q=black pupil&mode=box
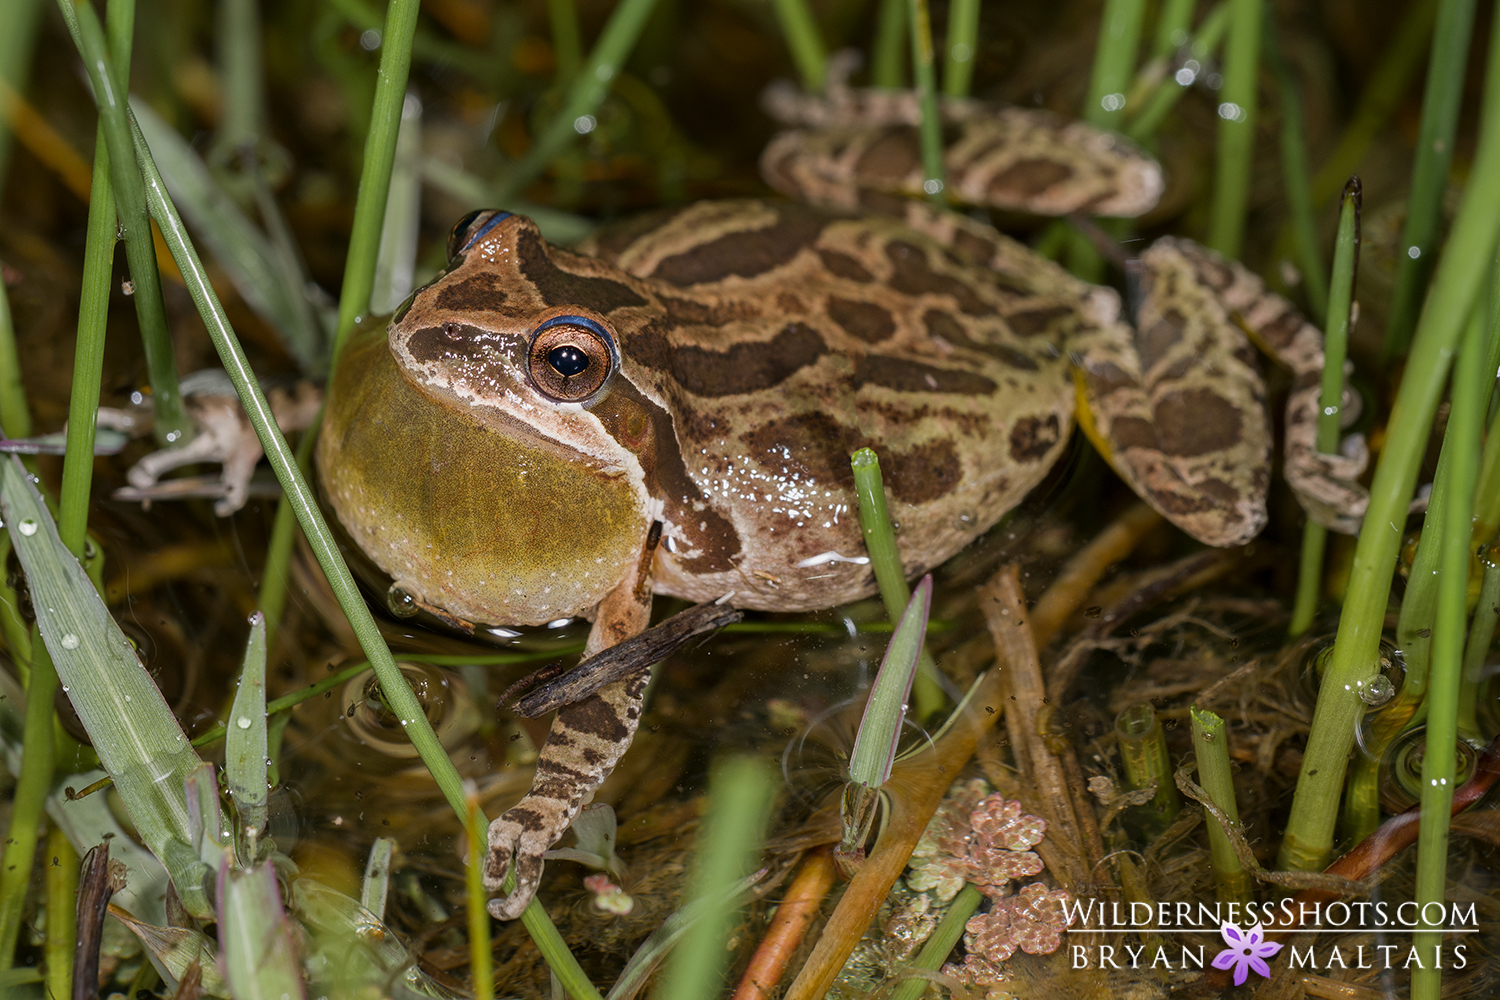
[547,344,590,377]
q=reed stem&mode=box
[1190,707,1250,903]
[1207,0,1261,258]
[942,0,979,98]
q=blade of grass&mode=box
[0,628,53,970]
[493,0,662,207]
[465,792,494,1000]
[218,859,307,1000]
[888,883,981,1000]
[942,0,979,98]
[1290,179,1360,637]
[331,0,421,360]
[360,836,396,919]
[871,0,907,88]
[211,0,264,162]
[847,576,931,789]
[1411,268,1492,1000]
[771,0,827,94]
[1267,24,1329,324]
[655,757,774,1000]
[0,284,26,441]
[851,448,944,719]
[0,0,46,195]
[2,459,216,915]
[907,0,944,205]
[1084,0,1147,128]
[58,0,190,447]
[1190,707,1250,903]
[1206,0,1261,258]
[1278,6,1500,872]
[1150,0,1198,62]
[1125,2,1230,143]
[548,0,582,81]
[1381,0,1480,364]
[369,92,423,316]
[44,824,77,1000]
[132,101,325,376]
[124,100,599,1000]
[225,613,269,839]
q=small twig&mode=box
[729,849,836,1000]
[508,599,742,717]
[73,842,126,1000]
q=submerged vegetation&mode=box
[2,0,1499,997]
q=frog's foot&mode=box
[484,671,651,919]
[118,372,321,515]
[1151,238,1371,533]
[1074,240,1275,546]
[483,534,658,920]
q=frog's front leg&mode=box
[483,528,658,920]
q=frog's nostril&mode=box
[547,344,589,376]
[443,322,463,342]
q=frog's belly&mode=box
[651,386,1077,613]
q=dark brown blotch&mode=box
[817,248,876,282]
[827,296,897,344]
[884,241,995,316]
[1004,304,1074,337]
[404,324,492,365]
[987,158,1074,203]
[517,226,648,313]
[742,412,863,491]
[660,294,761,327]
[1153,387,1243,457]
[1008,413,1061,462]
[923,310,1039,370]
[884,439,962,504]
[649,205,829,285]
[855,126,922,181]
[854,355,997,395]
[433,272,509,313]
[556,693,631,744]
[630,323,827,397]
[1136,309,1186,371]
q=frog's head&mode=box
[317,211,665,629]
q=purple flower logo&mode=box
[1211,922,1282,985]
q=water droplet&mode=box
[236,716,253,730]
[60,634,80,650]
[61,685,70,693]
[1360,674,1395,706]
[124,694,132,702]
[17,518,38,536]
[386,583,418,618]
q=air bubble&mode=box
[386,583,418,618]
[1359,674,1395,706]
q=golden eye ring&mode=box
[526,315,617,403]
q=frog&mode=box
[311,84,1368,920]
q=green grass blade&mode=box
[0,0,46,195]
[771,0,827,94]
[848,576,931,788]
[0,283,27,441]
[1268,26,1329,324]
[1,458,215,914]
[888,883,981,1000]
[1150,0,1198,62]
[212,0,265,158]
[1125,1,1229,143]
[604,872,763,1000]
[1084,0,1147,128]
[1190,707,1249,903]
[942,0,979,98]
[57,0,190,447]
[132,101,325,376]
[548,0,582,80]
[370,92,423,316]
[1411,280,1491,1000]
[871,0,907,88]
[1381,0,1480,364]
[465,795,494,1000]
[1206,0,1261,258]
[331,0,421,361]
[1279,5,1500,872]
[218,859,307,1000]
[225,613,269,838]
[493,0,661,207]
[655,757,774,1000]
[906,0,945,203]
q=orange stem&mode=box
[730,849,837,1000]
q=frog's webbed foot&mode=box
[483,530,659,920]
[1151,238,1370,534]
[1075,241,1275,546]
[115,371,322,515]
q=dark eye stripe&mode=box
[459,210,513,254]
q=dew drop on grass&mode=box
[60,634,79,649]
[236,716,253,729]
[17,518,38,536]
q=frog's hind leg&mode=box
[1149,238,1369,534]
[483,537,657,920]
[1073,241,1276,547]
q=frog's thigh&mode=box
[1074,244,1272,547]
[484,570,653,920]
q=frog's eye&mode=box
[447,209,513,261]
[527,315,617,403]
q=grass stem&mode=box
[1206,0,1262,258]
[1084,0,1147,129]
[942,0,979,99]
[547,0,582,81]
[1290,180,1361,637]
[771,0,827,94]
[466,794,495,1000]
[1278,6,1500,872]
[889,883,981,1000]
[1150,0,1198,62]
[1190,707,1250,903]
[871,0,907,88]
[1268,26,1329,324]
[906,0,945,204]
[1380,0,1480,365]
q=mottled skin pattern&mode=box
[317,98,1368,920]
